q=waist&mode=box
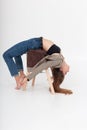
[41,37,61,54]
[42,37,54,51]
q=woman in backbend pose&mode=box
[3,37,72,94]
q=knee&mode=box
[3,51,9,60]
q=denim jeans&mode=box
[3,37,43,76]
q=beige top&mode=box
[27,53,64,81]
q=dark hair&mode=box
[52,68,64,92]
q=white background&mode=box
[0,0,87,130]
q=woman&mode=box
[3,37,70,92]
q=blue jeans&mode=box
[3,37,43,76]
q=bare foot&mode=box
[21,77,27,90]
[15,74,26,90]
[19,75,26,85]
[15,83,21,90]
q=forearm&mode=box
[27,60,62,81]
[27,61,55,80]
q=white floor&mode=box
[0,59,87,130]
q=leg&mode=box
[14,56,24,74]
[15,72,26,90]
[14,75,21,89]
[3,37,43,88]
[3,40,29,88]
[19,70,25,77]
[14,56,26,87]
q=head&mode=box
[60,61,70,75]
[52,68,65,92]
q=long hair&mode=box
[52,68,64,92]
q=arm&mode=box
[27,54,64,81]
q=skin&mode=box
[15,70,26,89]
[60,60,70,75]
[42,38,70,76]
[15,38,70,90]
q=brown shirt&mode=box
[27,53,64,81]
